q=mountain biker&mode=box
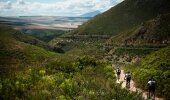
[116,67,121,80]
[124,72,131,88]
[147,78,156,99]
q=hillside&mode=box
[13,31,52,50]
[0,26,144,100]
[20,29,64,42]
[124,46,170,99]
[108,13,170,46]
[0,25,57,77]
[73,0,170,35]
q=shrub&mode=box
[125,46,170,99]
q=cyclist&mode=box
[116,68,121,80]
[147,78,156,99]
[124,72,131,88]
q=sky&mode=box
[0,0,124,16]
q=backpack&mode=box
[116,69,120,73]
[148,80,155,89]
[126,73,131,79]
[151,81,155,88]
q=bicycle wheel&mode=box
[117,75,120,80]
[147,91,150,99]
[151,91,155,100]
[128,82,130,88]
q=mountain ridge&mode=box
[80,10,101,17]
[73,0,170,35]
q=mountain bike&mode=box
[147,89,155,100]
[126,80,130,88]
[117,72,120,81]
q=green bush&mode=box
[0,57,143,99]
[125,46,170,99]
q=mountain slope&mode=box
[129,46,170,99]
[0,27,144,100]
[13,31,52,50]
[108,13,170,46]
[0,25,57,77]
[74,0,170,35]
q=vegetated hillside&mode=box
[104,13,170,63]
[0,25,57,77]
[0,55,144,100]
[49,35,108,59]
[13,31,52,50]
[49,33,110,54]
[73,0,170,35]
[0,25,52,50]
[109,13,170,46]
[124,46,170,99]
[0,26,143,100]
[21,29,65,42]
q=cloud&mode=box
[17,0,26,5]
[0,1,12,9]
[0,0,124,16]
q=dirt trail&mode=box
[115,69,163,100]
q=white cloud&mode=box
[0,1,12,9]
[0,0,124,16]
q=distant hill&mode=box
[13,31,52,50]
[80,10,101,17]
[74,0,170,35]
[20,29,64,42]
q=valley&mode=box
[0,16,90,30]
[0,0,170,99]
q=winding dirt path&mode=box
[115,69,163,100]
